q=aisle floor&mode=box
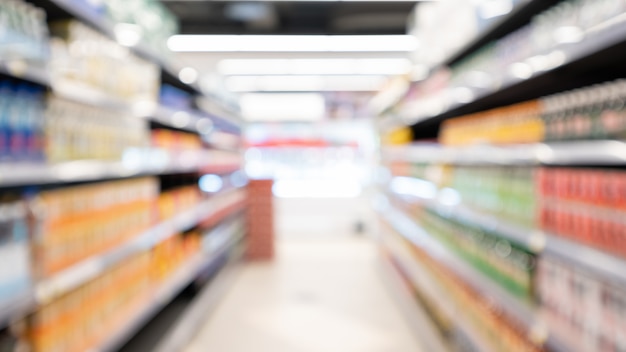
[183,238,423,352]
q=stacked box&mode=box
[246,180,274,260]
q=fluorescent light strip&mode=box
[163,0,422,2]
[217,58,413,76]
[225,75,387,92]
[168,35,419,52]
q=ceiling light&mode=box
[168,35,419,53]
[217,58,413,76]
[225,75,387,92]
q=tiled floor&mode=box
[183,238,423,352]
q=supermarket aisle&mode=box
[183,238,423,352]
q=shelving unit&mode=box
[0,188,246,329]
[0,2,247,351]
[378,1,626,351]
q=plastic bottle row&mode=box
[440,79,626,146]
[0,82,214,164]
[450,0,626,94]
[0,0,50,63]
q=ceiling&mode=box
[160,1,419,35]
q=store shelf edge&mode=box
[384,140,626,166]
[0,152,211,187]
[0,61,50,86]
[0,294,36,331]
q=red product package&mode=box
[616,174,626,210]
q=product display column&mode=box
[375,1,626,351]
[0,1,247,351]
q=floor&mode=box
[183,237,423,352]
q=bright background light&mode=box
[273,180,362,198]
[199,174,224,193]
[240,93,326,121]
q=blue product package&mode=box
[24,86,44,161]
[0,81,12,162]
[8,84,30,161]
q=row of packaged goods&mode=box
[387,163,626,351]
[381,220,540,352]
[0,176,246,351]
[384,214,626,352]
[0,175,239,286]
[0,83,206,163]
[448,0,626,93]
[25,230,202,352]
[389,195,535,301]
[401,0,626,125]
[1,0,178,66]
[389,161,626,259]
[0,0,49,63]
[439,79,626,146]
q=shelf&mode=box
[380,231,488,352]
[0,293,36,330]
[384,141,626,166]
[0,149,212,187]
[0,60,49,86]
[409,11,626,129]
[36,188,246,304]
[389,184,626,314]
[39,0,201,95]
[98,228,243,352]
[376,200,572,351]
